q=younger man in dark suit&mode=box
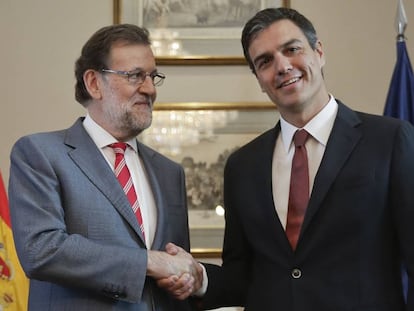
[162,7,414,311]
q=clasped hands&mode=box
[147,242,203,300]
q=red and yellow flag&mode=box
[0,172,28,310]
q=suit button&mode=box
[292,268,302,279]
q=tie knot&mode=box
[293,129,309,147]
[110,142,128,155]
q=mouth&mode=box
[134,97,153,107]
[277,76,302,89]
[136,101,149,106]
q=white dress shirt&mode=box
[272,96,338,229]
[83,114,157,248]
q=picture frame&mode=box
[139,102,279,256]
[113,0,290,65]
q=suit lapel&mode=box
[248,125,291,249]
[136,142,167,250]
[301,102,362,235]
[64,118,145,241]
[265,126,292,240]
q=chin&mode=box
[137,119,152,133]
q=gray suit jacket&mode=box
[9,118,194,311]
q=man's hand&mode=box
[157,273,197,300]
[148,243,203,300]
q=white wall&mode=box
[0,0,113,183]
[1,1,413,309]
[1,0,414,183]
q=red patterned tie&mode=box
[110,143,145,239]
[286,129,309,250]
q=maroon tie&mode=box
[110,143,145,239]
[286,129,309,250]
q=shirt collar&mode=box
[83,114,138,152]
[280,95,338,152]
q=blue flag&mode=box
[383,40,414,123]
[383,38,414,302]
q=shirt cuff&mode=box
[193,263,208,297]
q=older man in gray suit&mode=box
[8,24,201,311]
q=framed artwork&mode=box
[113,0,290,65]
[139,102,279,256]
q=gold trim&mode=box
[156,56,246,66]
[191,248,222,258]
[113,0,121,24]
[154,102,276,111]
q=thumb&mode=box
[165,242,180,255]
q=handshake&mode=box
[147,243,204,300]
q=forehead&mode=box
[248,19,309,55]
[108,42,156,70]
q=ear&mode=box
[314,40,326,67]
[83,69,102,100]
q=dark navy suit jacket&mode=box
[202,101,414,311]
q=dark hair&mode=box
[74,24,151,105]
[241,7,318,74]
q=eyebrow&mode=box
[252,38,304,67]
[128,67,158,74]
[281,38,303,48]
[129,67,144,72]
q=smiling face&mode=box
[86,43,157,141]
[248,19,329,126]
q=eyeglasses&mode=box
[101,68,166,87]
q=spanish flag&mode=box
[0,172,28,310]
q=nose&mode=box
[137,75,156,95]
[275,54,293,75]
